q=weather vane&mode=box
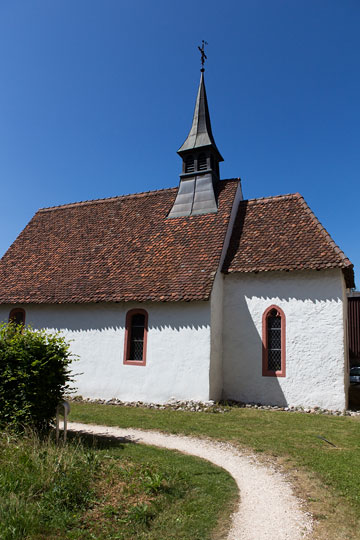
[198,40,208,71]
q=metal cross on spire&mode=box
[198,40,208,72]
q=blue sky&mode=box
[0,1,359,286]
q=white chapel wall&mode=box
[209,271,224,401]
[208,180,244,401]
[0,302,212,403]
[222,269,347,410]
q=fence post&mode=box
[56,400,71,443]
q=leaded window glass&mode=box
[267,309,281,371]
[129,313,145,361]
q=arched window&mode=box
[123,309,148,366]
[9,308,26,326]
[198,153,207,171]
[262,305,286,377]
[185,155,195,173]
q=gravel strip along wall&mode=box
[67,422,313,540]
[70,396,360,416]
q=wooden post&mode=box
[56,400,71,443]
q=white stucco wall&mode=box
[208,180,243,402]
[222,269,347,410]
[0,302,212,403]
[209,271,224,401]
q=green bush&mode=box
[0,322,74,432]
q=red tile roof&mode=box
[0,180,239,304]
[222,193,355,288]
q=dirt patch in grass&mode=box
[78,458,179,539]
[70,435,238,540]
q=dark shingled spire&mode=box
[177,71,223,162]
[168,68,224,218]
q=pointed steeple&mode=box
[168,47,224,218]
[177,71,223,162]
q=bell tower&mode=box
[168,43,224,218]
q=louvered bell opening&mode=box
[185,155,195,173]
[267,310,281,371]
[198,153,207,171]
[129,314,145,361]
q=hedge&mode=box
[0,322,74,432]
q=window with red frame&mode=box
[123,309,148,366]
[262,305,286,377]
[9,308,26,326]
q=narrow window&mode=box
[9,308,26,326]
[262,305,286,377]
[198,153,207,171]
[185,155,195,173]
[123,309,148,366]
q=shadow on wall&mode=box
[22,304,210,334]
[223,292,287,408]
[251,290,342,304]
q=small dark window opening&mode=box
[129,313,145,361]
[267,309,281,371]
[262,305,285,377]
[9,308,26,326]
[198,153,207,171]
[124,309,148,365]
[185,155,195,173]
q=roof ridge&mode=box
[245,193,301,204]
[38,178,240,213]
[296,195,353,268]
[38,186,178,212]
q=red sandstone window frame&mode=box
[262,305,286,377]
[9,308,26,326]
[123,309,148,366]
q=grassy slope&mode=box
[70,402,360,539]
[74,440,238,540]
[0,430,237,540]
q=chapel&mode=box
[0,59,354,410]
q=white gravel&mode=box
[67,422,313,540]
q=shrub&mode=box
[0,322,74,432]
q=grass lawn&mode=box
[0,430,237,540]
[70,401,360,540]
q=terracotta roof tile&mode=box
[0,180,239,304]
[222,193,355,288]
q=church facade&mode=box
[0,69,354,410]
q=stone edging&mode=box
[69,396,360,417]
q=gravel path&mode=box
[67,422,312,540]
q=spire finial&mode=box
[198,40,208,72]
